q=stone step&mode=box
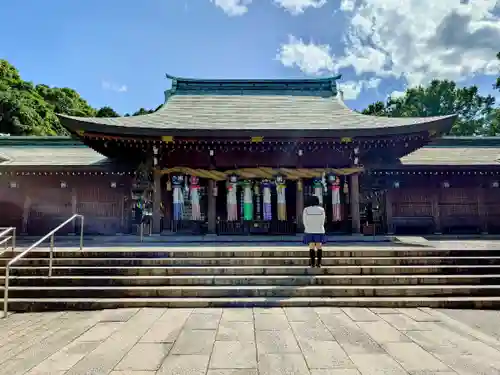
[2,256,500,267]
[3,274,498,286]
[4,284,500,299]
[6,246,500,259]
[2,296,500,311]
[3,264,500,276]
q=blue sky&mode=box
[1,0,499,115]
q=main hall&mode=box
[1,75,499,237]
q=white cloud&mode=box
[276,35,334,75]
[211,0,251,16]
[273,0,326,15]
[340,78,382,100]
[277,0,500,99]
[101,81,128,93]
[390,90,406,100]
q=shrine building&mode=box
[1,75,499,237]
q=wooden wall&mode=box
[389,186,500,234]
[0,174,131,236]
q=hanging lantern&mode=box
[261,179,273,221]
[227,174,239,221]
[330,176,342,222]
[242,180,254,221]
[312,177,324,205]
[343,181,349,194]
[327,173,336,185]
[275,174,287,221]
[172,175,185,221]
[227,174,238,191]
[190,176,202,221]
[254,182,261,220]
[253,183,260,196]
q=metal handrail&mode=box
[0,227,16,254]
[3,214,84,318]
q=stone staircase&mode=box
[1,245,500,311]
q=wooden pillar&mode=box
[385,189,394,234]
[477,187,488,234]
[431,189,441,234]
[350,173,361,234]
[207,179,217,234]
[152,171,162,234]
[296,179,304,232]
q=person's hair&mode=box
[306,195,320,207]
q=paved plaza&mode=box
[1,307,500,375]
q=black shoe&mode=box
[309,249,316,267]
[315,249,322,268]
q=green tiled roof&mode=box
[57,76,456,137]
[0,137,108,167]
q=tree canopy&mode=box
[363,80,497,136]
[496,52,500,92]
[363,52,500,136]
[0,60,159,136]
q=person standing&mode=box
[302,195,326,267]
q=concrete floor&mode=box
[1,307,500,375]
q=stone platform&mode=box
[2,307,500,375]
[15,234,394,246]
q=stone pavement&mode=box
[1,307,500,375]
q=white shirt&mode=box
[302,206,325,234]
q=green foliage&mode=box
[0,59,159,136]
[495,52,500,92]
[96,106,120,118]
[124,105,161,117]
[0,60,98,135]
[362,79,498,136]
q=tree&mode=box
[0,60,100,135]
[363,80,496,136]
[0,61,62,135]
[492,52,500,135]
[96,106,120,117]
[132,107,154,116]
[124,105,161,117]
[362,101,388,116]
[0,59,166,135]
[495,52,500,92]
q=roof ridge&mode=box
[165,73,342,83]
[166,74,341,97]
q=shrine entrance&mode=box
[156,167,361,236]
[160,174,209,235]
[215,178,297,235]
[302,176,352,234]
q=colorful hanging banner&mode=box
[242,180,254,221]
[227,174,239,221]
